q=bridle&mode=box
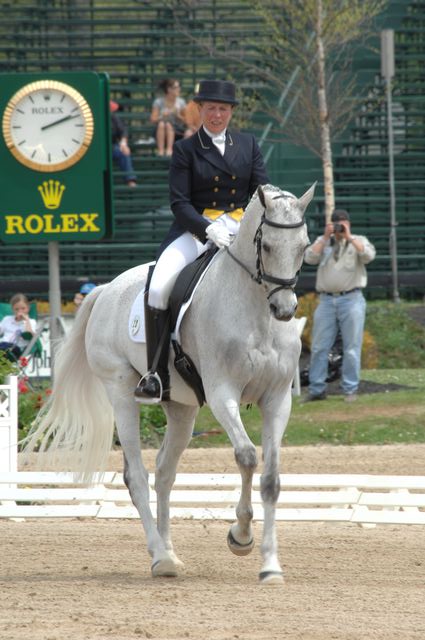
[225,195,307,299]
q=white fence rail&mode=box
[1,471,424,525]
[0,377,18,474]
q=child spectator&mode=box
[0,293,36,361]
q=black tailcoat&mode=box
[158,127,269,254]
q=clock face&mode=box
[2,80,94,172]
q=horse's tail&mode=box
[23,285,115,481]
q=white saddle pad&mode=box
[128,252,218,343]
[128,288,147,343]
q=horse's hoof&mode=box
[259,570,284,585]
[151,557,179,578]
[227,530,255,556]
[169,552,185,570]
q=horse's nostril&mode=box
[269,303,277,315]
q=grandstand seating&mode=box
[0,0,424,299]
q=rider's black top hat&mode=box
[193,80,238,105]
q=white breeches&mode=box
[148,214,240,310]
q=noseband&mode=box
[225,195,306,299]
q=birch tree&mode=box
[249,0,387,219]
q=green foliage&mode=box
[16,385,52,444]
[139,405,167,446]
[0,353,18,383]
[365,302,425,368]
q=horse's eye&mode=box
[262,243,271,253]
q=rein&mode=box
[225,196,306,299]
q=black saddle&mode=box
[169,247,217,331]
[145,247,217,406]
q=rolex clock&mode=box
[2,79,94,172]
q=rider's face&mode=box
[199,101,234,134]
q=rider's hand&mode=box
[206,222,231,248]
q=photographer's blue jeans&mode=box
[308,290,366,396]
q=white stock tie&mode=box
[212,133,226,155]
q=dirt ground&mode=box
[1,444,424,640]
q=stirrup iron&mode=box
[134,371,164,405]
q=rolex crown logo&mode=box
[38,180,66,210]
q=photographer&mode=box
[303,209,376,402]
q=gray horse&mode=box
[25,183,314,584]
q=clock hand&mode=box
[41,113,81,131]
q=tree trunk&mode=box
[316,0,335,222]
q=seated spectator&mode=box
[74,282,97,313]
[184,83,202,136]
[110,100,137,187]
[0,293,36,361]
[150,78,190,156]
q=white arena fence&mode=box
[1,471,425,526]
[1,377,424,526]
[0,376,18,475]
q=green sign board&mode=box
[0,71,113,244]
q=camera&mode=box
[333,223,344,233]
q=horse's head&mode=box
[255,183,315,321]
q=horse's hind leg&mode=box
[155,401,199,568]
[111,383,181,577]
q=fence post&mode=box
[0,376,18,473]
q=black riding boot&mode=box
[134,304,171,403]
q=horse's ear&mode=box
[257,184,266,207]
[298,182,317,213]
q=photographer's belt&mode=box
[203,207,244,222]
[323,288,360,297]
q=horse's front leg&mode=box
[208,390,257,555]
[155,401,199,569]
[258,387,293,584]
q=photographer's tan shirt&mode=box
[304,235,376,293]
